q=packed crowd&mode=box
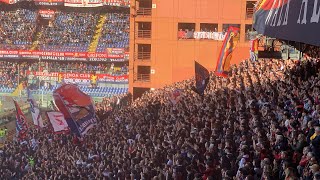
[2,58,320,179]
[0,61,128,90]
[0,9,37,50]
[38,12,99,52]
[0,9,129,52]
[0,61,28,88]
[303,44,320,59]
[96,13,130,52]
[40,61,128,75]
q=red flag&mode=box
[14,100,29,139]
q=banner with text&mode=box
[53,84,97,137]
[1,0,129,6]
[253,0,320,47]
[104,0,129,7]
[64,0,103,7]
[0,50,128,62]
[34,0,64,5]
[39,10,55,20]
[26,71,129,85]
[193,32,226,41]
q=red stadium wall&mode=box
[130,0,256,95]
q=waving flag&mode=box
[53,84,97,137]
[14,100,29,139]
[253,0,320,46]
[27,89,44,128]
[169,89,183,105]
[216,26,240,77]
[193,61,210,95]
[46,111,69,133]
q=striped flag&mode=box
[215,26,240,77]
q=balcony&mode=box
[136,30,151,39]
[134,73,150,82]
[246,8,254,19]
[137,8,152,16]
[135,51,151,60]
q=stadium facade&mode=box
[129,0,257,99]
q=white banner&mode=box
[193,32,226,41]
[28,89,45,128]
[47,111,69,132]
[30,102,44,128]
[64,0,104,7]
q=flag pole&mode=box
[38,57,41,107]
[17,63,20,97]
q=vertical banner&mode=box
[46,111,69,133]
[27,89,44,128]
[193,61,210,95]
[53,84,97,137]
[14,100,29,139]
[215,26,240,77]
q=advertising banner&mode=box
[34,0,64,6]
[26,71,129,84]
[1,0,129,7]
[53,84,97,137]
[38,10,55,20]
[104,0,129,7]
[0,0,20,4]
[64,0,103,7]
[0,50,128,62]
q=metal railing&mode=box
[136,30,151,38]
[134,73,150,82]
[137,8,152,16]
[135,51,151,60]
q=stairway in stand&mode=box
[30,26,43,51]
[88,14,107,52]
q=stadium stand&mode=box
[96,13,130,52]
[0,9,37,50]
[0,8,129,53]
[38,12,99,52]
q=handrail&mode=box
[246,7,254,19]
[134,73,150,82]
[137,8,152,16]
[136,51,151,60]
[136,30,151,38]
